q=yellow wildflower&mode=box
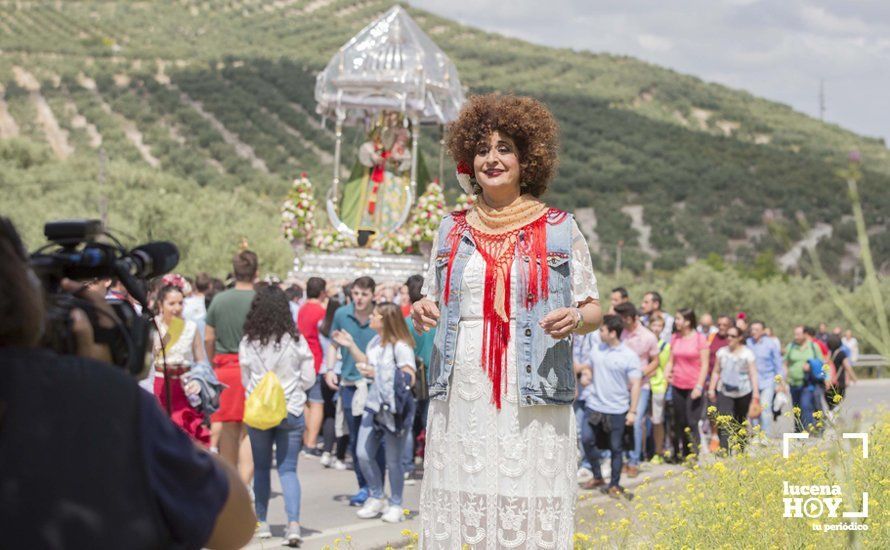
[833,393,843,404]
[707,405,717,416]
[793,406,801,417]
[813,410,823,420]
[597,508,605,516]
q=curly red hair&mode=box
[446,93,560,197]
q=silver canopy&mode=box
[315,5,465,124]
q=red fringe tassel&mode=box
[442,209,558,409]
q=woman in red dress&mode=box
[152,284,211,445]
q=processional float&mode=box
[293,5,465,283]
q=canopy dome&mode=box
[315,5,465,124]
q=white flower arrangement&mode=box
[281,173,316,242]
[408,181,447,244]
[373,229,414,254]
[309,228,352,252]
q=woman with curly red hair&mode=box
[412,93,602,547]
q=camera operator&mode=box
[0,218,256,550]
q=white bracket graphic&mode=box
[843,433,869,458]
[783,432,809,458]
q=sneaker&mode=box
[381,504,405,523]
[301,447,322,459]
[356,497,386,519]
[332,458,348,471]
[256,521,271,539]
[650,455,664,465]
[283,524,302,547]
[580,478,605,490]
[576,467,593,483]
[349,487,369,507]
[607,486,624,499]
[626,465,640,478]
[404,471,416,486]
[320,451,332,468]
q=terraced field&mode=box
[1,0,887,278]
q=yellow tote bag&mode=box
[243,371,287,430]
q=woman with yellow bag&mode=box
[239,286,315,546]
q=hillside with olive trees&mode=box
[1,0,887,280]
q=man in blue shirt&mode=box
[580,315,642,498]
[324,276,381,506]
[747,320,783,437]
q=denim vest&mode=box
[427,211,575,407]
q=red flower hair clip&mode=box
[456,161,474,194]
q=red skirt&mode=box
[153,376,211,446]
[211,353,245,423]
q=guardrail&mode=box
[853,354,888,378]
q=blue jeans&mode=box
[341,385,384,489]
[581,408,626,488]
[400,398,418,474]
[756,381,775,436]
[790,384,816,432]
[629,387,651,466]
[357,412,407,505]
[248,413,305,523]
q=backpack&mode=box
[242,341,291,430]
[805,342,827,385]
[243,371,287,430]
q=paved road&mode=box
[244,379,890,550]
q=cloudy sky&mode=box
[408,0,889,143]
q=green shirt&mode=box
[205,288,255,354]
[330,303,376,382]
[784,341,823,387]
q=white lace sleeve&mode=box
[420,229,439,299]
[571,220,599,306]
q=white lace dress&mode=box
[419,220,598,549]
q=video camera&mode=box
[29,219,179,376]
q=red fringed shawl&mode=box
[442,208,566,409]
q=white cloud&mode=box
[408,0,890,141]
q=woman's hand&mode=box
[412,298,440,333]
[401,366,416,387]
[356,361,375,379]
[184,379,201,396]
[539,307,580,339]
[324,371,339,390]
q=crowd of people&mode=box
[574,287,860,498]
[128,249,433,545]
[127,244,865,541]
